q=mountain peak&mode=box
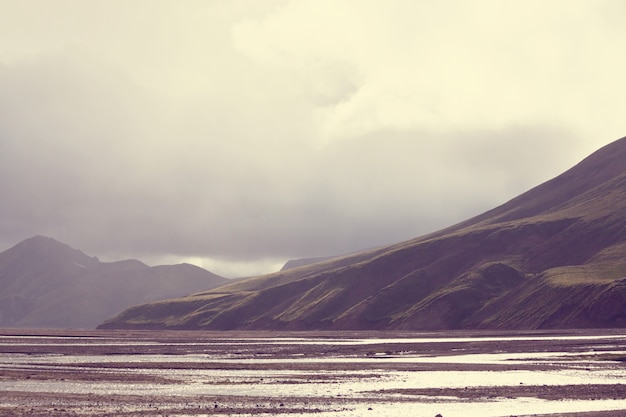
[21,235,62,246]
[8,235,97,266]
[17,235,74,250]
[448,136,626,229]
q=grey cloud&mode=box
[0,1,623,277]
[0,51,593,267]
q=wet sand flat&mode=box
[1,328,626,416]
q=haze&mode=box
[1,0,625,277]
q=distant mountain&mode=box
[100,136,626,331]
[281,256,332,271]
[0,236,228,328]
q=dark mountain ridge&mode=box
[100,136,626,330]
[0,236,228,328]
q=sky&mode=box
[1,0,625,277]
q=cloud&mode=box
[0,1,624,276]
[233,0,626,143]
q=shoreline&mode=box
[1,328,626,416]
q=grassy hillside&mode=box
[100,136,626,330]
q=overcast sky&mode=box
[1,0,625,277]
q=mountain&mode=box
[281,256,332,271]
[0,236,228,328]
[100,136,626,330]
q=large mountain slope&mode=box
[0,236,228,328]
[100,136,626,330]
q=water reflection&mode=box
[2,331,626,417]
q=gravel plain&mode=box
[1,328,626,417]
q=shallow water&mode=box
[3,365,625,396]
[2,330,626,416]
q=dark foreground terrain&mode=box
[1,329,626,416]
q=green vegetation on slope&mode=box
[100,136,626,331]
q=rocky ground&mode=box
[1,328,626,416]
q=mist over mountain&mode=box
[281,257,333,271]
[101,136,626,331]
[0,236,228,328]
